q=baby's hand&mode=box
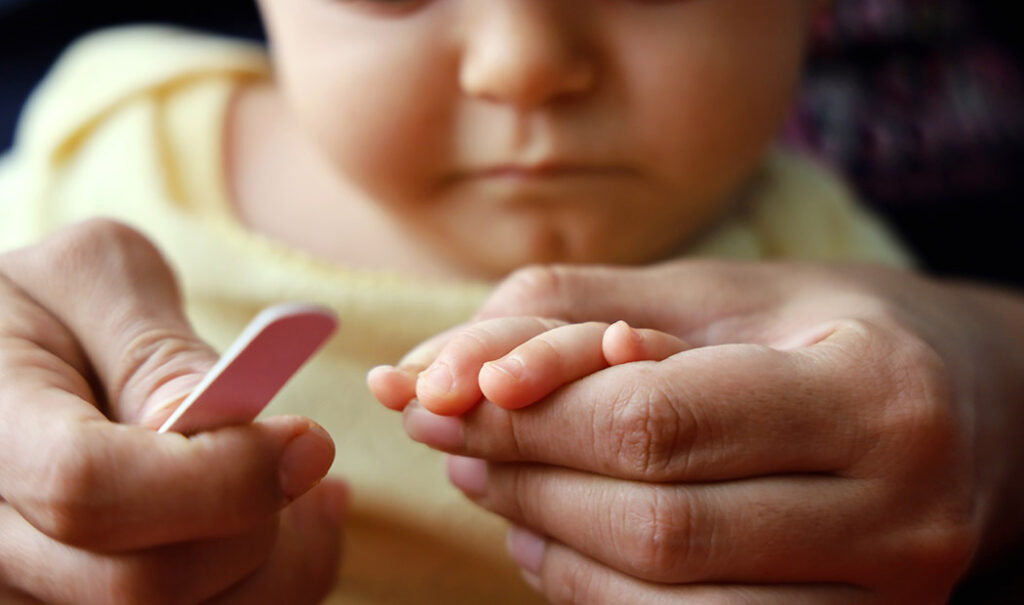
[368,317,689,416]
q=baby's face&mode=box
[258,0,813,276]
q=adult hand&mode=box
[0,219,346,605]
[387,261,1024,604]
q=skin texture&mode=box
[240,0,813,279]
[369,261,1024,604]
[0,221,347,605]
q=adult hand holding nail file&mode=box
[158,303,338,435]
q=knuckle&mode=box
[112,326,212,412]
[605,378,691,480]
[44,219,148,266]
[617,489,699,581]
[546,560,597,605]
[920,523,976,578]
[41,219,177,295]
[29,424,109,545]
[870,328,958,463]
[884,519,976,600]
[480,265,575,319]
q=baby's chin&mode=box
[436,225,686,281]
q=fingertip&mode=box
[603,322,690,365]
[445,454,488,497]
[506,525,547,576]
[401,401,465,450]
[272,419,336,501]
[415,362,480,416]
[313,477,350,527]
[602,320,644,366]
[479,358,532,410]
[367,365,416,411]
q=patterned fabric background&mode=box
[786,0,1024,207]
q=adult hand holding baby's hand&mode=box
[377,261,1024,604]
[0,220,345,604]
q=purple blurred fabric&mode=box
[784,0,1024,209]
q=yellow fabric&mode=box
[0,26,912,605]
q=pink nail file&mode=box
[158,303,338,435]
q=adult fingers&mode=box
[0,414,334,552]
[0,219,219,426]
[211,478,348,605]
[404,322,892,481]
[0,500,277,605]
[474,262,795,343]
[508,535,873,605]
[474,262,904,350]
[414,316,566,415]
[0,479,347,605]
[451,458,883,585]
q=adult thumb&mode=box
[1,219,219,427]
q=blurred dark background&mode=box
[0,0,263,149]
[0,0,1021,291]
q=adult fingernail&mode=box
[519,569,542,592]
[403,401,464,450]
[279,423,335,500]
[138,374,204,426]
[507,526,547,575]
[419,363,453,397]
[446,455,488,496]
[318,479,350,526]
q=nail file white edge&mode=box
[157,303,338,434]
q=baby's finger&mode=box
[210,478,348,605]
[367,364,420,411]
[601,320,691,366]
[510,534,872,605]
[404,341,860,481]
[416,316,566,415]
[368,324,474,411]
[0,500,278,605]
[479,322,610,410]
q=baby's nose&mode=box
[458,2,597,109]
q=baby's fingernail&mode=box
[446,455,488,496]
[624,322,643,344]
[483,356,524,381]
[279,423,335,500]
[507,525,547,575]
[419,363,454,397]
[403,402,465,450]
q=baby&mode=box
[0,1,925,604]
